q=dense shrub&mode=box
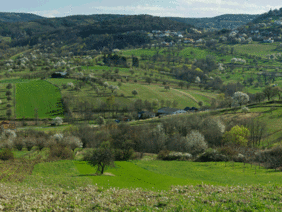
[157,149,170,160]
[254,146,282,169]
[0,148,14,161]
[114,148,135,161]
[49,144,74,160]
[195,148,228,162]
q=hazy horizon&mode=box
[1,0,281,18]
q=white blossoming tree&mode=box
[52,117,63,126]
[233,92,249,106]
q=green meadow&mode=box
[14,159,282,191]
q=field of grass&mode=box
[15,80,64,118]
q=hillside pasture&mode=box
[233,43,278,58]
[15,80,64,118]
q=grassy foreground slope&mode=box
[1,159,282,211]
[16,80,64,118]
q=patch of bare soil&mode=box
[103,172,115,176]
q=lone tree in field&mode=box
[132,90,138,97]
[84,141,115,175]
[232,91,249,106]
[109,85,119,93]
[178,81,184,89]
[146,77,152,85]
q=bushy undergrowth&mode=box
[0,183,282,211]
[158,151,192,161]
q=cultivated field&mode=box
[15,80,64,119]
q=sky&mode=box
[2,0,282,18]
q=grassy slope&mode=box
[16,80,64,118]
[133,160,282,186]
[18,158,280,192]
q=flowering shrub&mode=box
[53,133,64,142]
[241,106,250,113]
[159,151,192,161]
[185,130,207,155]
[63,136,83,150]
[1,129,17,141]
[233,153,245,162]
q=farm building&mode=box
[157,107,187,116]
[184,107,198,112]
[51,72,69,78]
[0,121,16,132]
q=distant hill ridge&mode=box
[169,14,260,30]
[0,12,44,22]
[251,7,282,23]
